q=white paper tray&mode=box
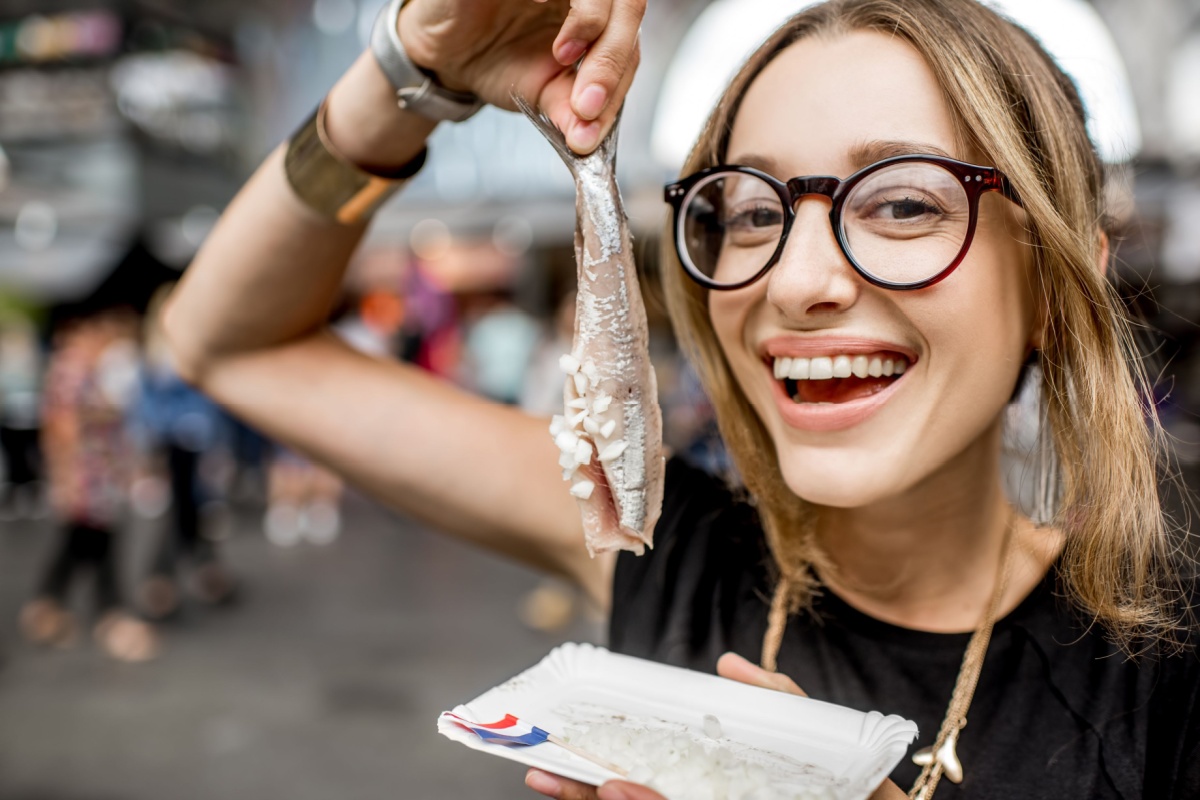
[437,643,917,799]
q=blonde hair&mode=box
[660,0,1191,665]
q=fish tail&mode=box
[513,92,620,175]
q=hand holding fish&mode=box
[396,0,645,153]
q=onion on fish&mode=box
[518,96,665,557]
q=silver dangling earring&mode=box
[1002,352,1059,526]
[1025,356,1060,527]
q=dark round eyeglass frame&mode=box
[663,154,1022,292]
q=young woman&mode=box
[164,0,1198,797]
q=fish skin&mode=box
[517,96,664,556]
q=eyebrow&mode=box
[847,139,956,170]
[729,140,958,178]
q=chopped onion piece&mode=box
[599,440,628,462]
[559,353,582,374]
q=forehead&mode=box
[728,30,965,177]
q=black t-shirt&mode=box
[610,458,1200,799]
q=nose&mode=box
[764,197,862,319]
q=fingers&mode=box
[553,0,645,152]
[525,769,600,799]
[716,652,808,697]
[553,0,612,67]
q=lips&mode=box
[759,337,917,431]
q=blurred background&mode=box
[0,0,1197,797]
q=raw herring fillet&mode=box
[518,97,664,556]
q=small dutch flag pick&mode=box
[439,710,628,776]
[442,712,551,746]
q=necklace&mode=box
[907,511,1016,800]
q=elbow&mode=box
[160,292,209,388]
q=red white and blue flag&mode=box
[441,712,551,747]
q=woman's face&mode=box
[710,30,1036,508]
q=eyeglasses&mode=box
[663,154,1021,291]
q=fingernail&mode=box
[575,84,608,119]
[525,769,562,797]
[556,38,587,65]
[569,119,602,153]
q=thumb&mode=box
[716,652,807,697]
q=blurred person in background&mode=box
[132,284,237,620]
[19,310,158,662]
[262,446,344,547]
[0,310,45,519]
[459,290,541,404]
[163,0,1200,798]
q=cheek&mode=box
[708,291,752,366]
[911,230,1035,406]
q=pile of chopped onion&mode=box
[561,711,840,800]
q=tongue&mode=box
[796,375,895,403]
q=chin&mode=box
[773,446,894,509]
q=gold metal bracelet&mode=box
[283,100,427,225]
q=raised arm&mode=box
[163,0,645,608]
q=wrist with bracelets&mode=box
[284,100,428,225]
[283,0,481,224]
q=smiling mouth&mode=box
[769,353,911,404]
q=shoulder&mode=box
[1005,565,1200,797]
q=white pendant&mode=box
[911,728,964,783]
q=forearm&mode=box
[164,51,436,381]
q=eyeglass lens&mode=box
[680,162,972,287]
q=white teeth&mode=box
[592,394,612,413]
[771,353,910,381]
[558,450,576,470]
[568,409,588,428]
[567,397,588,410]
[549,415,566,437]
[574,439,593,466]
[583,416,602,436]
[599,419,617,439]
[572,371,589,395]
[569,479,595,499]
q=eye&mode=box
[724,203,784,230]
[870,195,944,221]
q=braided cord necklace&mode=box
[907,510,1016,800]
